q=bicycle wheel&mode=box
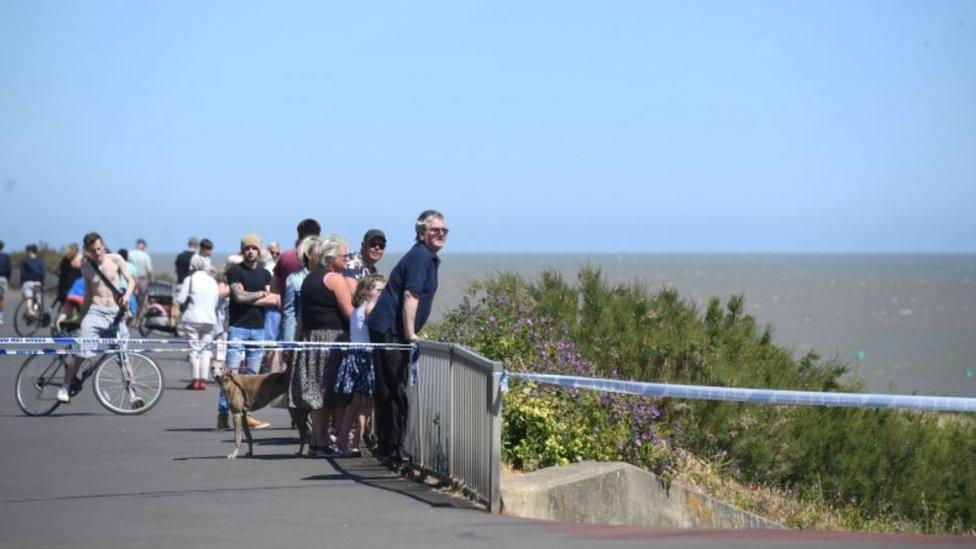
[92,352,164,415]
[13,299,40,337]
[15,355,65,416]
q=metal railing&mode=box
[405,341,503,512]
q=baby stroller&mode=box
[137,281,179,337]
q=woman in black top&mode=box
[289,235,354,456]
[57,244,83,304]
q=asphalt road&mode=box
[0,291,970,548]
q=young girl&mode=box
[334,274,386,455]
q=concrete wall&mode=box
[501,461,782,530]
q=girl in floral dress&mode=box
[335,274,386,455]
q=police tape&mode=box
[6,338,972,412]
[0,337,185,345]
[504,372,976,413]
[0,337,415,356]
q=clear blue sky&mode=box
[1,1,974,253]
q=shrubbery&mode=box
[431,267,976,534]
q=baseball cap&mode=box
[363,229,386,244]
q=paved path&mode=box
[0,292,970,548]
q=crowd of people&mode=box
[0,208,448,463]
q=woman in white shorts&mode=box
[177,255,219,390]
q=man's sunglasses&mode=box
[427,228,449,236]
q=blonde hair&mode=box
[63,243,79,261]
[297,236,322,268]
[316,234,348,269]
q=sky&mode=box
[1,1,974,253]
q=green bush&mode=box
[433,273,677,477]
[431,267,976,533]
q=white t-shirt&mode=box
[128,249,153,278]
[178,271,219,325]
[349,305,369,343]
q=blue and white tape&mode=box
[6,338,974,412]
[0,337,182,345]
[507,372,976,413]
[0,337,414,356]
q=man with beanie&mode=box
[217,233,279,430]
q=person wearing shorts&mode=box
[76,305,130,355]
[127,238,153,312]
[20,244,45,315]
[59,232,135,404]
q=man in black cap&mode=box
[344,229,386,282]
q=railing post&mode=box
[489,359,503,513]
[447,346,456,480]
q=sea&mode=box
[151,252,976,398]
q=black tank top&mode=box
[300,269,349,332]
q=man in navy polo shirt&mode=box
[368,210,447,464]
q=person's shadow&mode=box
[306,455,483,511]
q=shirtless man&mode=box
[58,232,135,404]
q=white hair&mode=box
[414,209,444,241]
[316,235,348,269]
[190,254,209,272]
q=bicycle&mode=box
[15,338,165,416]
[13,285,60,337]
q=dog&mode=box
[212,366,311,459]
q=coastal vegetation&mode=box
[431,267,976,534]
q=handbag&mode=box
[179,276,194,314]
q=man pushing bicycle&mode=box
[58,232,135,404]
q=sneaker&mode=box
[217,414,229,430]
[194,380,206,391]
[69,379,84,396]
[246,416,270,429]
[57,387,70,403]
[185,381,197,390]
